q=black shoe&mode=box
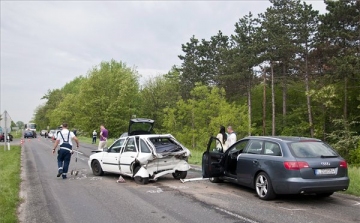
[62,175,67,179]
[57,169,63,177]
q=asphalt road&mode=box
[17,137,360,223]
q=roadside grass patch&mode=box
[0,146,21,223]
[77,136,115,147]
[343,166,360,197]
[188,149,203,165]
[11,131,22,139]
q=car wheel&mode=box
[209,177,222,183]
[172,170,187,180]
[91,160,104,176]
[133,166,149,185]
[315,192,334,198]
[255,172,276,200]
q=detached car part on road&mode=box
[88,118,191,184]
[202,136,350,200]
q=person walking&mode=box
[98,124,108,151]
[226,126,237,148]
[52,123,79,179]
[92,130,97,144]
[216,125,228,152]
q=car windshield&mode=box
[289,141,338,158]
[149,137,182,153]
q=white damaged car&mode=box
[88,118,191,184]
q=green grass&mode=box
[76,136,115,147]
[343,166,360,196]
[188,149,203,165]
[11,131,22,139]
[0,146,21,223]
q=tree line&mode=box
[32,0,360,163]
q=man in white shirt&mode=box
[226,126,237,148]
[52,123,79,179]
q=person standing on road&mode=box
[216,125,228,152]
[98,124,108,151]
[92,130,97,144]
[226,126,237,148]
[52,123,79,179]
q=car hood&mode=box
[128,118,155,136]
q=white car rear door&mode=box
[119,137,138,174]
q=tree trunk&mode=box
[305,53,314,137]
[282,63,287,128]
[262,67,266,136]
[343,75,348,125]
[248,71,252,136]
[271,62,275,136]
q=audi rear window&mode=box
[289,141,338,158]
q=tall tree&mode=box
[318,0,360,135]
[75,60,140,137]
[231,12,263,135]
[259,0,301,133]
[139,68,181,132]
[294,1,320,137]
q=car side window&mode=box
[140,139,151,153]
[244,140,263,154]
[124,138,137,153]
[109,139,124,153]
[263,141,282,156]
[228,140,248,153]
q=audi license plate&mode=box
[315,168,338,175]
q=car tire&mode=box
[172,170,187,180]
[133,166,149,185]
[315,192,334,198]
[255,172,276,200]
[209,177,222,183]
[91,160,104,176]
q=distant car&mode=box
[24,130,36,138]
[0,133,13,142]
[47,130,56,139]
[88,118,191,184]
[40,130,47,137]
[202,136,350,200]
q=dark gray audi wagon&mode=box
[202,136,350,200]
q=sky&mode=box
[0,0,326,124]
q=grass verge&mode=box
[0,146,21,223]
[343,166,360,197]
[77,136,115,147]
[188,149,203,165]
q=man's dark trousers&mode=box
[57,149,71,176]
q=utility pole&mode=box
[3,110,10,151]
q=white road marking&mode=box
[169,185,189,189]
[353,201,360,206]
[215,207,260,223]
[147,187,163,194]
[279,207,307,211]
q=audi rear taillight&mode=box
[283,161,309,170]
[339,160,348,168]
